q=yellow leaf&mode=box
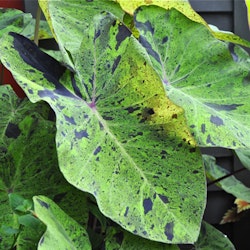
[115,0,250,47]
[235,198,250,213]
[115,0,206,24]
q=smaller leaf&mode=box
[15,200,33,213]
[195,221,235,250]
[9,193,32,214]
[18,214,41,228]
[220,207,243,225]
[203,155,250,202]
[33,195,91,250]
[235,198,250,213]
[0,225,19,236]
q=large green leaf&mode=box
[194,221,235,250]
[39,0,124,69]
[0,85,89,249]
[0,12,206,244]
[203,155,250,202]
[134,6,250,149]
[33,195,91,250]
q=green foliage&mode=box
[33,196,91,250]
[0,9,206,244]
[0,8,51,40]
[194,221,235,250]
[0,0,250,249]
[0,85,89,249]
[203,155,250,202]
[134,6,250,149]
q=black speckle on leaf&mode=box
[147,108,155,115]
[143,198,153,214]
[86,0,93,2]
[205,103,243,111]
[28,89,33,94]
[10,33,77,98]
[139,35,161,63]
[125,106,140,114]
[112,55,121,74]
[210,115,224,126]
[144,20,154,34]
[174,64,180,74]
[206,134,216,145]
[201,124,206,134]
[94,29,101,42]
[172,114,177,119]
[94,146,101,155]
[103,115,114,121]
[64,115,76,125]
[124,206,129,217]
[75,130,89,139]
[193,170,199,174]
[5,123,21,139]
[115,23,131,50]
[162,36,168,43]
[70,72,82,98]
[37,199,49,209]
[158,194,169,204]
[164,222,174,241]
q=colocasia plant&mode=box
[0,0,250,249]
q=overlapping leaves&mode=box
[0,86,89,249]
[0,8,206,244]
[115,0,250,47]
[0,8,52,40]
[135,6,250,149]
[39,0,124,69]
[203,155,250,202]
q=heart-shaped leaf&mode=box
[33,195,91,250]
[135,6,250,149]
[0,11,206,244]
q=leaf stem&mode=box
[207,167,247,187]
[34,5,42,46]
